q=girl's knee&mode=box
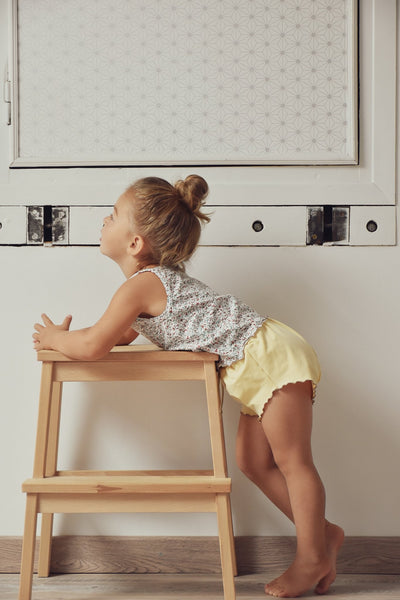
[273,449,315,479]
[236,412,277,480]
[236,447,253,478]
[235,443,276,481]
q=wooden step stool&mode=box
[19,345,237,600]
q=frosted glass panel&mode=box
[16,0,357,166]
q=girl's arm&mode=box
[115,327,139,346]
[33,273,165,360]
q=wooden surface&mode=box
[3,573,400,600]
[22,475,231,494]
[36,346,220,382]
[37,345,219,362]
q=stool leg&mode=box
[225,495,238,576]
[38,381,63,577]
[216,494,237,600]
[38,514,54,577]
[44,381,63,477]
[204,363,237,588]
[19,494,38,600]
[203,363,228,478]
[33,362,55,478]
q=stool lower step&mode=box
[22,474,231,494]
[57,469,214,477]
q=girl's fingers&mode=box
[33,323,43,332]
[41,314,54,326]
[62,315,72,329]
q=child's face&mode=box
[100,193,135,262]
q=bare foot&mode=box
[314,523,345,595]
[264,556,331,598]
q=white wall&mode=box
[1,0,399,539]
[2,242,399,538]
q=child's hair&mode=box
[125,174,210,270]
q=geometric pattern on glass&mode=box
[17,0,357,165]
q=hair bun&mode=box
[175,175,210,223]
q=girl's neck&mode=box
[122,262,159,279]
[137,263,159,272]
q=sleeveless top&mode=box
[131,266,266,367]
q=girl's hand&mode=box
[33,314,72,351]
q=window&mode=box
[12,0,358,167]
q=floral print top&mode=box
[131,267,266,367]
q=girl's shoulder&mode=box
[120,269,168,317]
[133,265,188,287]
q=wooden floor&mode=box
[2,573,400,600]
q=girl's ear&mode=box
[127,234,145,257]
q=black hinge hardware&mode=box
[307,206,349,245]
[27,206,69,245]
[27,206,43,245]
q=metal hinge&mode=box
[3,64,11,126]
[307,206,349,245]
[27,206,69,245]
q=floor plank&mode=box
[2,573,400,600]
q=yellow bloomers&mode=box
[219,318,321,420]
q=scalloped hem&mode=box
[251,379,318,422]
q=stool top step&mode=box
[37,345,220,363]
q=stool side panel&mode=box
[37,494,219,513]
[53,362,206,381]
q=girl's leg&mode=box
[236,412,294,521]
[262,381,339,597]
[236,383,343,597]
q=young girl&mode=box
[33,174,344,598]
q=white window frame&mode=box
[6,0,397,207]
